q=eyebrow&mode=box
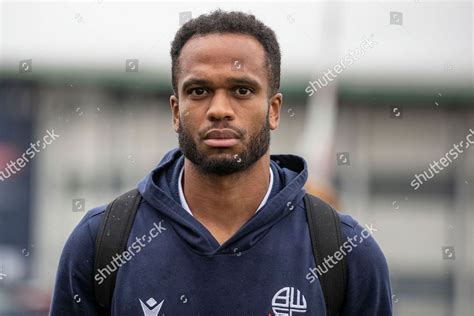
[181,76,262,92]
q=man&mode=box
[50,9,392,315]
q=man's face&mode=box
[170,33,282,175]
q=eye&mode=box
[188,87,208,97]
[234,87,253,96]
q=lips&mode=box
[203,129,240,147]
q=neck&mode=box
[182,154,271,245]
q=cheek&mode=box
[179,115,200,137]
[245,116,266,137]
[254,109,268,126]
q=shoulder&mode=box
[337,212,393,313]
[62,204,107,252]
[303,195,388,274]
[50,204,109,313]
[77,204,107,235]
[338,212,358,230]
[337,212,387,268]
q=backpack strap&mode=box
[94,188,142,313]
[304,193,347,316]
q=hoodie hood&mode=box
[137,147,308,256]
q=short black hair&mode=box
[170,9,281,98]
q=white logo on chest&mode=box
[271,287,307,315]
[139,297,164,316]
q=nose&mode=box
[206,89,235,122]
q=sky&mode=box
[0,0,472,86]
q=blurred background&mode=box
[0,0,472,315]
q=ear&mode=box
[268,92,283,130]
[170,94,180,133]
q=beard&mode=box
[177,111,270,176]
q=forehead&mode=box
[177,33,268,87]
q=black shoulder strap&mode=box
[304,193,347,316]
[94,188,142,313]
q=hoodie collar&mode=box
[177,164,274,217]
[137,147,308,256]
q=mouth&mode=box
[203,129,240,148]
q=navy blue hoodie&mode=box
[50,147,392,315]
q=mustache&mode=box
[200,124,245,139]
